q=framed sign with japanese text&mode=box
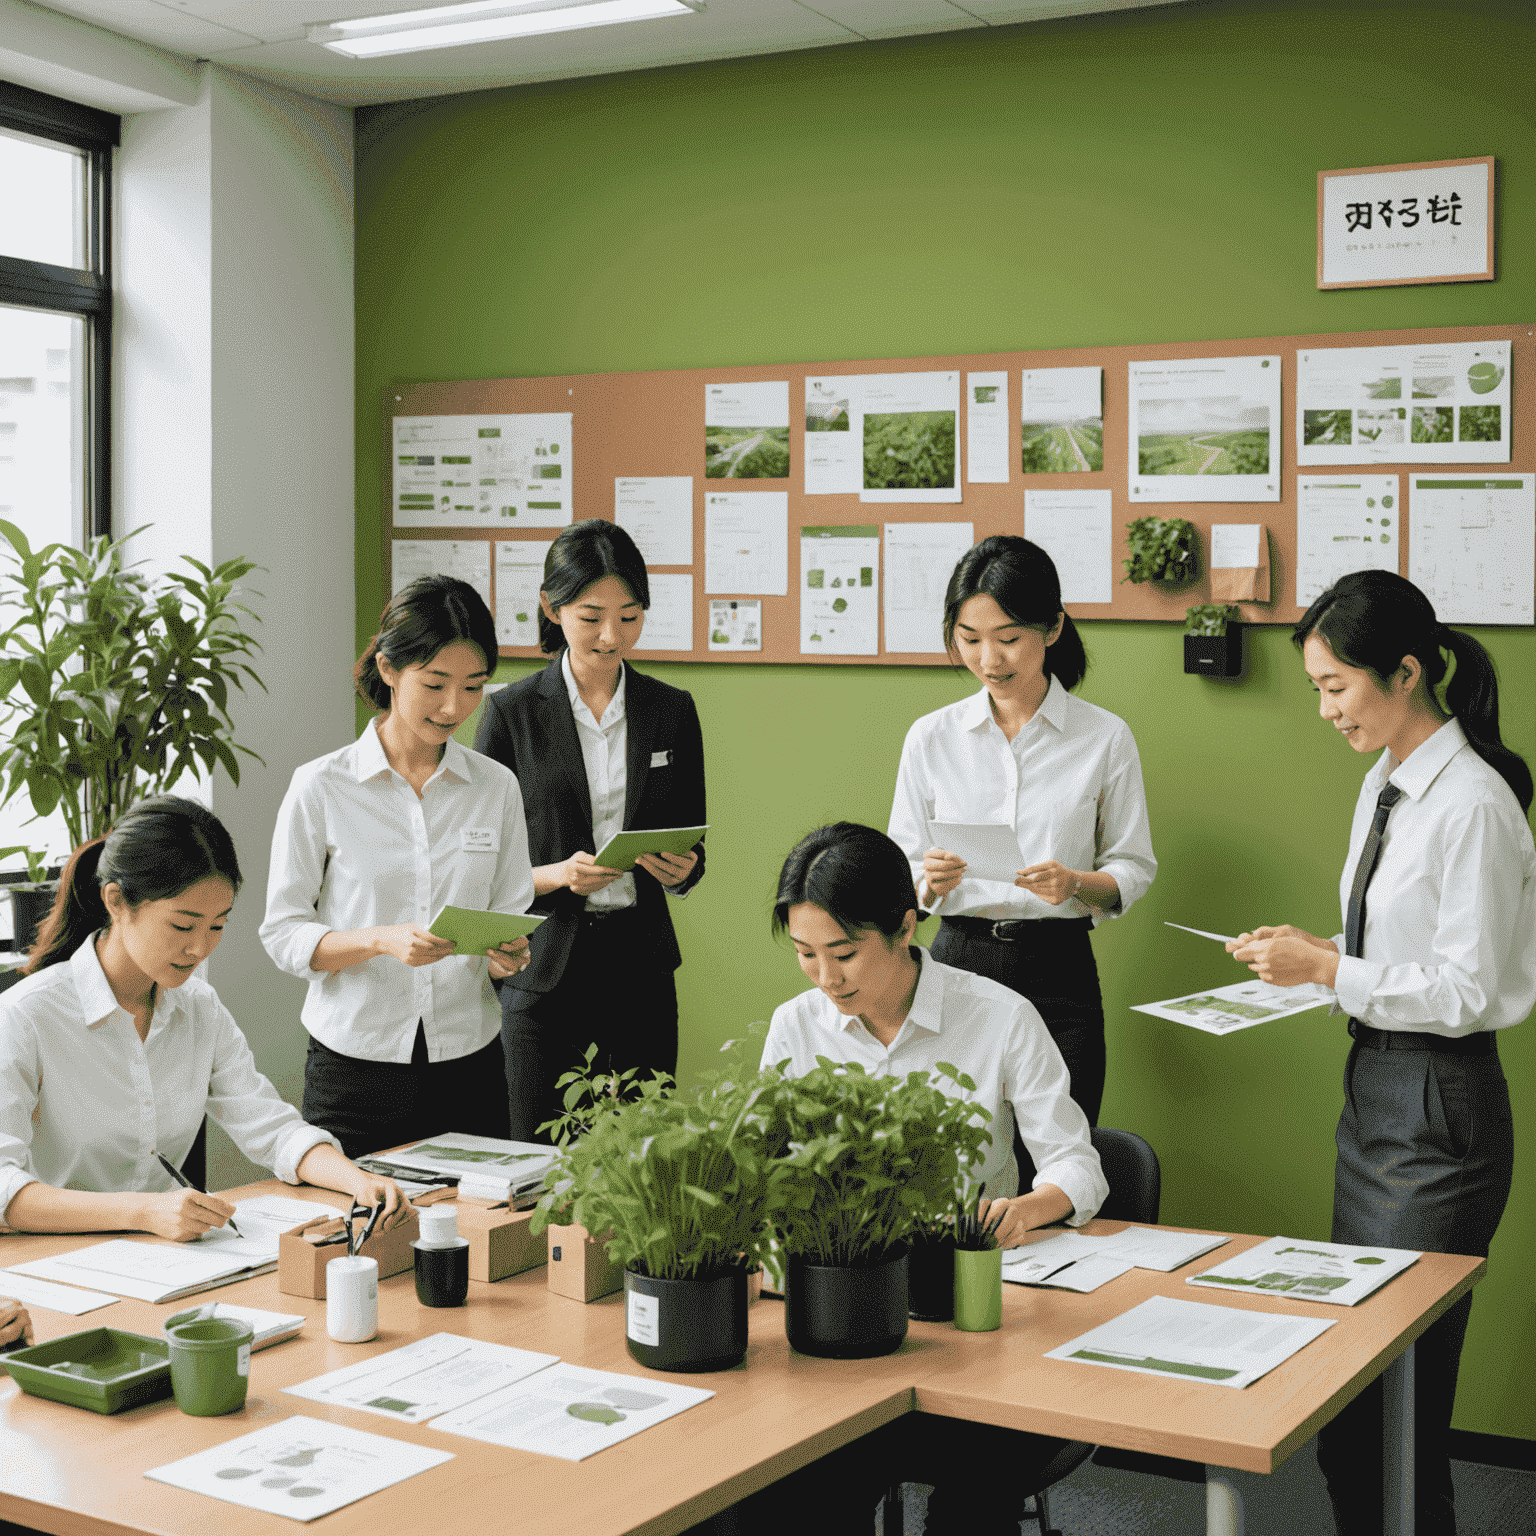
[1318,157,1494,291]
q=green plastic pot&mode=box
[165,1317,253,1416]
[953,1247,1003,1332]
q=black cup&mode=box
[413,1241,469,1307]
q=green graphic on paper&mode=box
[1071,1350,1238,1381]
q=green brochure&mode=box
[593,825,709,872]
[428,906,546,955]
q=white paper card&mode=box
[928,821,1025,884]
[1408,474,1535,625]
[391,540,491,611]
[1320,162,1491,288]
[1021,367,1104,472]
[1024,488,1113,604]
[394,413,571,528]
[1210,524,1262,568]
[0,1270,118,1316]
[1187,1235,1420,1308]
[708,598,762,652]
[704,490,788,594]
[705,381,790,480]
[884,522,974,653]
[966,372,1010,483]
[616,477,693,566]
[1132,979,1331,1036]
[1296,476,1400,606]
[494,540,553,648]
[633,573,694,652]
[800,525,879,656]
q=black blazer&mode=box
[474,658,706,995]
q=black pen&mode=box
[346,1201,366,1258]
[154,1149,244,1239]
[357,1200,387,1249]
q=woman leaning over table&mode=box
[1227,570,1532,1536]
[474,520,706,1142]
[261,576,534,1161]
[888,535,1155,1128]
[0,798,405,1241]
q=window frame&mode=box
[0,80,119,543]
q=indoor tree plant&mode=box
[0,521,265,951]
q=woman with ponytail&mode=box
[887,535,1156,1128]
[0,798,405,1239]
[474,520,707,1141]
[1226,569,1533,1536]
[262,576,535,1159]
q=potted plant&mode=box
[766,1060,990,1359]
[1122,516,1199,585]
[1183,603,1243,677]
[532,1044,785,1374]
[0,521,265,949]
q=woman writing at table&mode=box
[262,576,535,1160]
[475,520,706,1142]
[888,535,1156,1127]
[1228,571,1531,1536]
[0,799,405,1241]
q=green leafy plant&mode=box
[1122,516,1199,585]
[0,846,49,884]
[1184,604,1239,637]
[0,521,265,859]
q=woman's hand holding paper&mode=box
[1228,926,1340,988]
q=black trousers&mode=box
[1317,1036,1513,1536]
[301,1024,510,1161]
[501,908,679,1143]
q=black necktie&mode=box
[1344,783,1403,959]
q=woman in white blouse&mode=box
[0,798,404,1240]
[262,577,535,1160]
[888,535,1155,1128]
[1228,571,1532,1536]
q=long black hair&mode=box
[355,575,498,710]
[25,797,243,974]
[1295,570,1531,812]
[941,535,1087,691]
[539,519,649,655]
[772,823,916,941]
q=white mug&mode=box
[326,1255,379,1343]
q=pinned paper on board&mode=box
[1208,524,1271,603]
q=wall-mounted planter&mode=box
[1183,627,1243,678]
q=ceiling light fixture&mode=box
[309,0,704,59]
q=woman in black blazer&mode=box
[475,521,706,1140]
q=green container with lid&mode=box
[2,1328,171,1414]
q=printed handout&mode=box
[371,1133,557,1189]
[1408,474,1535,625]
[966,371,1010,483]
[800,525,878,656]
[1128,356,1280,504]
[708,598,762,651]
[1297,341,1510,466]
[704,489,788,594]
[1002,1227,1230,1291]
[495,540,554,648]
[0,1270,118,1316]
[1132,979,1331,1036]
[1024,489,1113,604]
[633,573,694,652]
[394,413,571,528]
[391,540,491,610]
[804,376,859,495]
[884,522,974,653]
[615,476,693,566]
[201,1196,348,1263]
[1187,1236,1419,1308]
[857,371,961,503]
[1295,476,1400,607]
[9,1238,278,1304]
[705,380,790,480]
[1047,1295,1335,1389]
[1021,367,1104,473]
[927,821,1024,884]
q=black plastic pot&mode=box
[907,1235,956,1322]
[7,883,57,957]
[1184,627,1244,678]
[624,1265,748,1374]
[784,1246,909,1359]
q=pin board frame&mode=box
[383,321,1533,664]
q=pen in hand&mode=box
[154,1150,244,1239]
[357,1201,387,1249]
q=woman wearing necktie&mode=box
[1229,570,1533,1536]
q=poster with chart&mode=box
[966,371,1010,483]
[494,540,552,648]
[1128,356,1280,503]
[800,525,878,656]
[394,414,571,528]
[391,540,491,610]
[704,490,788,594]
[1295,477,1399,606]
[1021,367,1104,472]
[1408,475,1534,625]
[884,522,974,653]
[1297,340,1510,465]
[705,380,790,479]
[1024,489,1113,605]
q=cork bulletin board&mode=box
[383,322,1533,665]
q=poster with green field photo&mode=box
[705,380,790,479]
[1021,366,1104,472]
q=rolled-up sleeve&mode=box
[260,771,332,979]
[1092,728,1157,922]
[0,1012,41,1221]
[1005,1019,1108,1225]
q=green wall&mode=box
[356,0,1536,1438]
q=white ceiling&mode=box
[25,0,1185,107]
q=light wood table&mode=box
[0,1189,1482,1536]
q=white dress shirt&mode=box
[563,649,635,912]
[889,677,1157,923]
[1330,718,1536,1037]
[761,951,1107,1223]
[261,719,535,1064]
[0,937,337,1221]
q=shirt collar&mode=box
[562,649,626,727]
[1385,717,1469,802]
[68,932,187,1032]
[960,675,1068,735]
[815,947,942,1043]
[354,715,471,786]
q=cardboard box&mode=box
[546,1221,623,1302]
[454,1198,548,1283]
[277,1207,420,1299]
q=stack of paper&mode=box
[1186,1236,1419,1306]
[7,1236,283,1304]
[1002,1226,1230,1293]
[358,1132,558,1203]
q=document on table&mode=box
[364,1132,558,1198]
[966,371,1010,483]
[884,521,974,653]
[631,573,694,652]
[285,1333,558,1424]
[1096,1227,1231,1272]
[1297,340,1511,466]
[708,598,761,651]
[928,821,1024,884]
[1021,366,1103,473]
[1132,979,1331,1036]
[8,1237,280,1303]
[705,380,790,480]
[1047,1295,1336,1389]
[393,412,572,528]
[430,1362,714,1462]
[1187,1236,1420,1307]
[391,540,491,610]
[615,476,693,566]
[1295,476,1400,607]
[1001,1230,1112,1285]
[1024,488,1113,604]
[0,1270,118,1316]
[145,1415,453,1522]
[1408,474,1535,625]
[800,525,879,656]
[1127,356,1280,504]
[494,540,553,648]
[1002,1227,1230,1290]
[704,489,788,594]
[200,1196,348,1263]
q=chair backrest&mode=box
[1090,1127,1160,1224]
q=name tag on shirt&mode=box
[650,750,672,768]
[461,826,500,854]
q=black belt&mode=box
[942,915,1093,942]
[1348,1019,1497,1056]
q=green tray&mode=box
[4,1328,172,1414]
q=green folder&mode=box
[428,906,546,955]
[593,824,709,872]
